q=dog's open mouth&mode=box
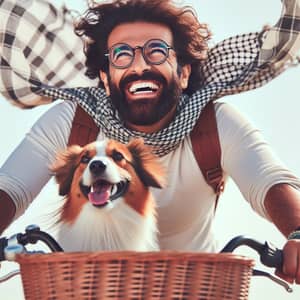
[80,179,129,207]
[88,180,112,206]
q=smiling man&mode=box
[1,0,300,285]
[101,21,190,132]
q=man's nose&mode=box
[130,49,151,74]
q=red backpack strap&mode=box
[68,105,99,146]
[190,101,225,205]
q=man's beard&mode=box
[108,71,182,126]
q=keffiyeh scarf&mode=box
[1,0,300,155]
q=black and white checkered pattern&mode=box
[1,0,300,155]
[0,0,96,108]
[258,0,300,68]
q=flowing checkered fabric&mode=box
[1,0,300,155]
[0,0,97,108]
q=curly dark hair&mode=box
[75,0,211,95]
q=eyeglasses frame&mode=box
[105,39,174,69]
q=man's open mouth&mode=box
[80,179,129,207]
[128,81,160,95]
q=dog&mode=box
[50,138,165,252]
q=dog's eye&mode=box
[81,154,91,164]
[111,150,124,162]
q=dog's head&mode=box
[50,138,165,210]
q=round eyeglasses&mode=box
[105,39,174,69]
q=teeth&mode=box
[133,90,153,94]
[129,82,159,93]
[111,185,117,194]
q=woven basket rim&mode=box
[16,251,255,266]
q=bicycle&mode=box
[0,225,294,299]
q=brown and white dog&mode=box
[50,138,165,252]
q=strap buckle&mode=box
[206,167,224,195]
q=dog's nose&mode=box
[89,160,106,175]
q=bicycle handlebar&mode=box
[15,225,64,252]
[221,235,283,270]
[221,236,294,292]
[0,225,293,292]
[0,226,283,270]
[0,225,63,261]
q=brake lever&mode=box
[252,269,293,293]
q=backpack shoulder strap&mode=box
[68,104,99,146]
[190,101,225,202]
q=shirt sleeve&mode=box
[0,0,96,108]
[215,102,300,220]
[0,101,76,219]
[200,0,300,99]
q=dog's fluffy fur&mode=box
[50,138,165,252]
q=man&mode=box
[0,0,300,285]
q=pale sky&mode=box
[0,0,300,299]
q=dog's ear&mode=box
[50,145,83,196]
[127,138,166,189]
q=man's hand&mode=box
[275,239,300,284]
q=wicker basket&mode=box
[16,251,255,300]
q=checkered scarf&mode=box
[1,0,300,155]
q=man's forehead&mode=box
[107,21,173,47]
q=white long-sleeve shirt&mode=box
[0,101,299,252]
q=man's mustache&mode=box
[119,71,167,91]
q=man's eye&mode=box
[115,50,132,59]
[81,155,91,164]
[112,150,124,162]
[150,47,167,55]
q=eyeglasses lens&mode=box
[144,40,169,64]
[111,44,133,68]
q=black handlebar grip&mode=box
[0,237,8,261]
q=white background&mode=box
[0,0,300,299]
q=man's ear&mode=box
[179,64,191,90]
[99,70,111,96]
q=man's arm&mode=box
[264,183,300,284]
[265,183,300,238]
[216,102,300,283]
[0,101,75,234]
[0,190,16,234]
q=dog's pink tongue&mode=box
[88,183,111,206]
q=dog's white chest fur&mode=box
[57,199,158,252]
